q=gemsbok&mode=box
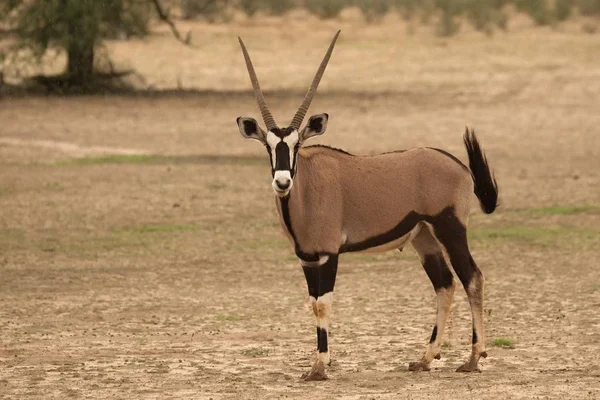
[236,31,498,380]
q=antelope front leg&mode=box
[300,254,338,381]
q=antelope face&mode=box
[237,114,328,197]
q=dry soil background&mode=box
[1,16,600,400]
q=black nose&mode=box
[276,180,291,190]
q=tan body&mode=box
[271,137,496,378]
[276,146,472,256]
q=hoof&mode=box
[301,360,328,381]
[455,362,481,373]
[408,361,431,372]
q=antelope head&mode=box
[236,31,340,197]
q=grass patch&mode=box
[56,154,265,166]
[215,314,242,322]
[526,205,600,216]
[57,154,160,166]
[119,223,197,234]
[207,181,227,191]
[490,337,515,349]
[468,225,599,244]
[240,347,270,357]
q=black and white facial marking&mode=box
[237,114,329,198]
[265,127,300,197]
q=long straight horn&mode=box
[238,37,278,131]
[290,30,340,130]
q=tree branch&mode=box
[150,0,193,46]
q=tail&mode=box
[463,128,498,214]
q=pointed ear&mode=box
[300,113,328,142]
[237,117,267,143]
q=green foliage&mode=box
[358,0,390,23]
[393,0,421,20]
[464,0,508,34]
[578,0,600,16]
[238,0,261,17]
[262,0,296,16]
[0,0,154,84]
[555,0,572,22]
[180,0,232,21]
[515,0,551,25]
[12,0,150,54]
[435,0,461,36]
[306,0,348,19]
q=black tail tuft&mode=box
[463,128,498,214]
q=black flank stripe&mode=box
[340,207,465,254]
[340,211,423,253]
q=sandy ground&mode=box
[1,17,600,400]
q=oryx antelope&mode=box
[236,31,499,381]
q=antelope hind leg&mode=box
[409,224,456,372]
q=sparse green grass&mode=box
[57,154,160,166]
[215,314,242,322]
[0,228,28,252]
[207,181,227,191]
[491,337,515,349]
[118,223,197,234]
[240,347,270,357]
[55,154,265,166]
[526,205,600,216]
[43,182,65,191]
[469,225,599,244]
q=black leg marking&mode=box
[431,208,487,372]
[430,326,438,343]
[409,223,457,371]
[431,211,474,289]
[317,327,328,353]
[422,253,454,290]
[317,255,338,297]
[302,265,319,299]
[317,255,338,359]
[303,255,339,363]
